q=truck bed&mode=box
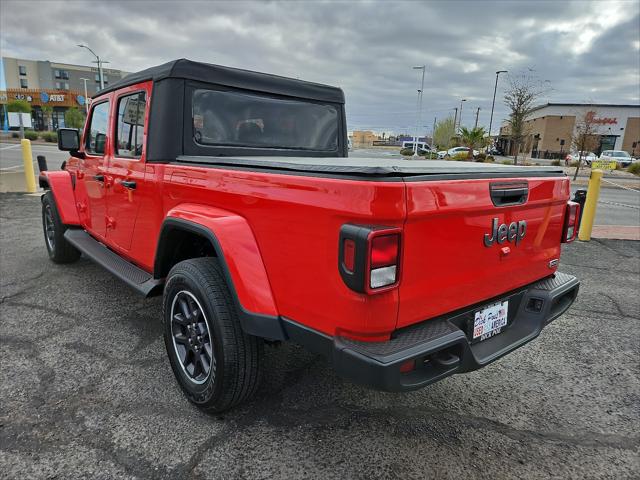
[175,156,564,179]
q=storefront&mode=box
[0,88,87,131]
[498,103,640,158]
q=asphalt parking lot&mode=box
[1,193,639,479]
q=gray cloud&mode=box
[1,0,638,135]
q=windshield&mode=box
[192,88,339,151]
[610,151,630,158]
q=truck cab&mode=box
[40,59,580,412]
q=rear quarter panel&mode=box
[155,164,407,337]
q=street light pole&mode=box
[412,65,426,158]
[474,107,480,129]
[458,99,466,132]
[77,44,108,91]
[453,107,458,132]
[79,78,89,113]
[488,70,507,141]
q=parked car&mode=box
[599,150,633,168]
[437,146,479,159]
[565,151,598,166]
[41,59,580,412]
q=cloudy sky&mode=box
[1,0,639,135]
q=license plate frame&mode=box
[470,300,509,343]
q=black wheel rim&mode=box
[44,204,55,251]
[170,290,214,384]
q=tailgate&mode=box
[398,176,570,328]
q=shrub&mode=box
[485,155,495,163]
[475,152,486,162]
[422,152,438,159]
[451,152,470,161]
[569,160,580,167]
[400,148,414,156]
[501,160,513,165]
[24,130,39,141]
[11,132,20,138]
[551,160,561,166]
[42,132,57,142]
[627,162,640,176]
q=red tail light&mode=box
[562,201,580,243]
[339,225,401,294]
[369,234,400,289]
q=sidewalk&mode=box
[591,225,640,241]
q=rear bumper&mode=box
[283,272,579,392]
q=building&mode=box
[1,56,130,131]
[498,103,640,158]
[350,130,380,147]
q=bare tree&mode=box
[503,72,548,165]
[433,117,456,150]
[571,107,601,181]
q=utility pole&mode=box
[432,116,437,143]
[474,107,480,129]
[412,65,426,158]
[453,108,458,132]
[488,70,508,140]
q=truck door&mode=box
[76,99,111,240]
[105,86,150,252]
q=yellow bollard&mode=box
[21,139,37,193]
[578,169,603,242]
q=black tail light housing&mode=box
[339,224,401,294]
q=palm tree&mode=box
[459,126,486,160]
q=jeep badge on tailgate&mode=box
[484,218,527,247]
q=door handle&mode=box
[120,180,137,190]
[94,174,105,182]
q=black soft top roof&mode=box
[94,58,345,103]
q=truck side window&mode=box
[115,92,146,158]
[85,101,110,155]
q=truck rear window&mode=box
[192,89,338,151]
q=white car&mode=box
[437,146,479,159]
[566,151,598,166]
[599,150,632,168]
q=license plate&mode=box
[473,301,508,341]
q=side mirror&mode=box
[57,128,80,151]
[95,133,106,155]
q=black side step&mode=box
[64,229,162,297]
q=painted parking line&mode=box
[0,144,21,151]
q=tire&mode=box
[163,257,262,412]
[42,191,81,264]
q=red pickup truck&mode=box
[41,59,580,412]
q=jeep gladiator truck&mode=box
[41,59,580,412]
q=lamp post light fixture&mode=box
[79,77,90,113]
[488,70,508,141]
[77,44,109,91]
[412,65,426,158]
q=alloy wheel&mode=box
[170,290,215,384]
[44,204,56,251]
